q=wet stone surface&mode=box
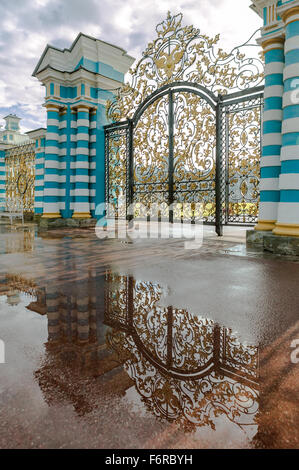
[0,222,298,449]
[247,229,299,257]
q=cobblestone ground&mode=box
[0,222,298,449]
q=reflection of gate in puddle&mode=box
[11,270,259,432]
[0,274,46,312]
[105,273,259,432]
[1,227,35,253]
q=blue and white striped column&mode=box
[255,36,284,231]
[34,136,46,215]
[274,6,299,236]
[70,108,77,216]
[72,105,91,218]
[59,108,69,218]
[0,150,5,203]
[90,109,97,217]
[42,103,62,218]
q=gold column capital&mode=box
[280,6,299,24]
[71,103,97,113]
[260,36,285,52]
[44,102,62,111]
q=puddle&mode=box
[0,270,259,448]
[0,226,298,448]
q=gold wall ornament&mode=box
[5,142,35,213]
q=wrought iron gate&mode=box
[5,142,35,213]
[105,12,264,234]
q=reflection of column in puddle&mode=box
[59,293,69,338]
[88,269,97,342]
[70,293,78,341]
[76,281,90,343]
[46,287,61,343]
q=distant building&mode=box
[0,114,30,148]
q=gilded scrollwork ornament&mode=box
[5,142,35,212]
[106,12,263,122]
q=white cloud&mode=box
[0,0,261,131]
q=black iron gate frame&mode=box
[105,82,264,236]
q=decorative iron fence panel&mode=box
[5,142,35,213]
[221,91,263,225]
[105,122,129,219]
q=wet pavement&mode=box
[0,222,298,449]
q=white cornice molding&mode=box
[251,1,286,39]
[26,128,47,139]
[35,66,123,91]
[33,33,135,78]
[250,1,264,18]
[277,0,299,18]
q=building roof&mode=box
[3,114,21,120]
[33,32,135,77]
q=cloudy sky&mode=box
[0,0,262,133]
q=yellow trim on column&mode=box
[261,37,284,48]
[72,212,92,219]
[261,36,284,53]
[70,104,97,112]
[41,213,62,219]
[254,220,276,231]
[44,103,61,111]
[281,6,299,24]
[273,223,299,237]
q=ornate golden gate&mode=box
[105,13,264,234]
[5,142,35,213]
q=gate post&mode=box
[273,4,299,237]
[255,36,284,232]
[127,119,134,224]
[216,96,223,237]
[168,90,174,224]
[252,0,299,239]
[0,150,5,203]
